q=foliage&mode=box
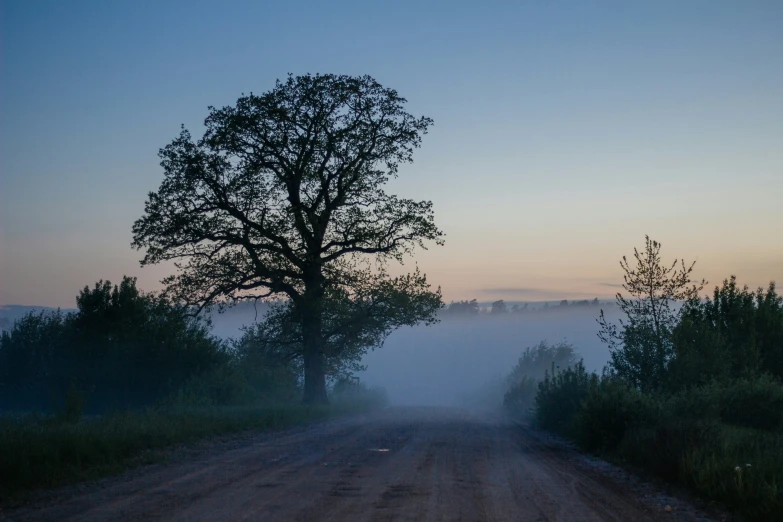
[490,300,507,314]
[598,236,705,391]
[534,360,596,437]
[242,268,442,382]
[0,277,227,413]
[0,396,385,503]
[507,340,579,382]
[503,341,580,419]
[575,376,660,451]
[502,377,538,417]
[532,369,783,519]
[442,299,480,315]
[132,73,443,404]
[668,376,783,432]
[671,277,783,387]
[526,240,783,518]
[59,379,87,423]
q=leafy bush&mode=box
[503,376,538,418]
[575,376,660,452]
[668,377,783,432]
[527,245,783,519]
[671,278,783,387]
[534,361,595,436]
[504,340,579,419]
[59,379,88,423]
[0,277,228,414]
[716,376,783,432]
[507,340,578,382]
[531,370,783,518]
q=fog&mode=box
[210,302,621,408]
[361,308,620,406]
[0,301,620,410]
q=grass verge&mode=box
[0,400,377,504]
[530,370,783,520]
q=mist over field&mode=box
[1,300,618,410]
[361,310,619,406]
[206,301,621,407]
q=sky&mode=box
[1,0,782,308]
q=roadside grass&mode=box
[531,371,783,520]
[0,400,379,504]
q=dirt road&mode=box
[7,408,715,522]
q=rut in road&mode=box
[7,408,714,522]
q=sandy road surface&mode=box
[6,408,714,522]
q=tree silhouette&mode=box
[132,74,443,404]
[491,300,507,315]
[598,236,705,391]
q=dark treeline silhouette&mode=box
[441,297,605,316]
[0,277,301,414]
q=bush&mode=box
[575,377,660,452]
[717,376,783,432]
[619,417,720,482]
[0,277,228,414]
[681,425,783,519]
[507,340,579,383]
[59,379,88,423]
[534,361,595,437]
[503,376,538,419]
[668,377,783,432]
[671,278,783,386]
[532,371,783,518]
[165,366,259,409]
[504,340,579,419]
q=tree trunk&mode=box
[300,272,329,405]
[302,347,329,405]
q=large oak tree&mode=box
[132,74,443,404]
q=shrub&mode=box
[507,340,579,383]
[59,379,88,423]
[619,417,719,482]
[503,376,538,419]
[575,377,660,452]
[504,340,579,419]
[0,277,229,414]
[668,377,783,432]
[671,278,783,386]
[716,376,783,432]
[680,425,783,519]
[165,366,259,409]
[534,361,596,437]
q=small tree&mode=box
[491,299,507,315]
[598,236,705,391]
[132,74,443,404]
[444,299,480,315]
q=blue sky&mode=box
[2,0,782,306]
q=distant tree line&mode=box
[441,297,606,316]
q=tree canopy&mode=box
[598,236,706,391]
[132,74,443,403]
